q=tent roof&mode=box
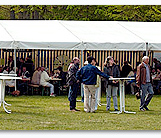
[0,20,160,51]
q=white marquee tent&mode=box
[1,20,161,51]
[0,20,161,91]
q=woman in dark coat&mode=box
[104,56,120,111]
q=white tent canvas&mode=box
[0,20,82,50]
[118,22,161,51]
[60,21,146,51]
[0,20,161,51]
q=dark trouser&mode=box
[68,83,78,110]
[140,83,154,109]
[18,82,28,95]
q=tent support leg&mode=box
[146,42,148,56]
[14,49,17,91]
[81,50,83,99]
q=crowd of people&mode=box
[0,55,66,96]
[67,55,161,113]
[1,54,161,113]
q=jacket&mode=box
[31,70,41,85]
[136,62,152,87]
[40,71,51,86]
[66,63,79,86]
[103,64,120,86]
[76,63,109,85]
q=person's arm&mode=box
[95,67,110,79]
[76,68,81,81]
[44,72,50,81]
[136,65,140,87]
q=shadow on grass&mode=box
[16,105,41,109]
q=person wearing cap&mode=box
[76,56,111,113]
[104,56,120,111]
[67,57,80,112]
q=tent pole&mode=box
[14,48,17,91]
[146,42,148,56]
[81,50,83,99]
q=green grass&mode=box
[0,94,161,130]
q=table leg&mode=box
[122,80,136,114]
[110,80,136,114]
[2,80,11,113]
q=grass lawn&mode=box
[0,94,161,130]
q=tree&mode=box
[1,5,161,21]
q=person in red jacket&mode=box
[136,56,154,111]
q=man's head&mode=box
[107,56,114,64]
[142,56,149,64]
[41,66,45,72]
[36,67,41,71]
[91,58,97,66]
[20,58,25,63]
[73,57,80,65]
[87,56,95,64]
[22,66,27,72]
[57,66,63,74]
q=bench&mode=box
[28,84,40,95]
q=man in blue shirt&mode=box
[76,56,111,113]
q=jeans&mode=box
[106,85,118,110]
[46,83,54,94]
[140,83,154,109]
[68,83,78,110]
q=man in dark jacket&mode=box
[67,57,80,112]
[76,56,111,113]
[136,56,154,111]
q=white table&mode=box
[0,73,17,76]
[109,77,136,114]
[0,76,22,114]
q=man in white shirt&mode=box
[40,67,55,97]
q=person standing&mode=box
[104,56,120,111]
[67,57,80,112]
[121,61,132,77]
[136,56,154,111]
[76,56,111,113]
[8,56,14,69]
[25,55,34,77]
[92,58,101,110]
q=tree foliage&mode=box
[0,5,161,21]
